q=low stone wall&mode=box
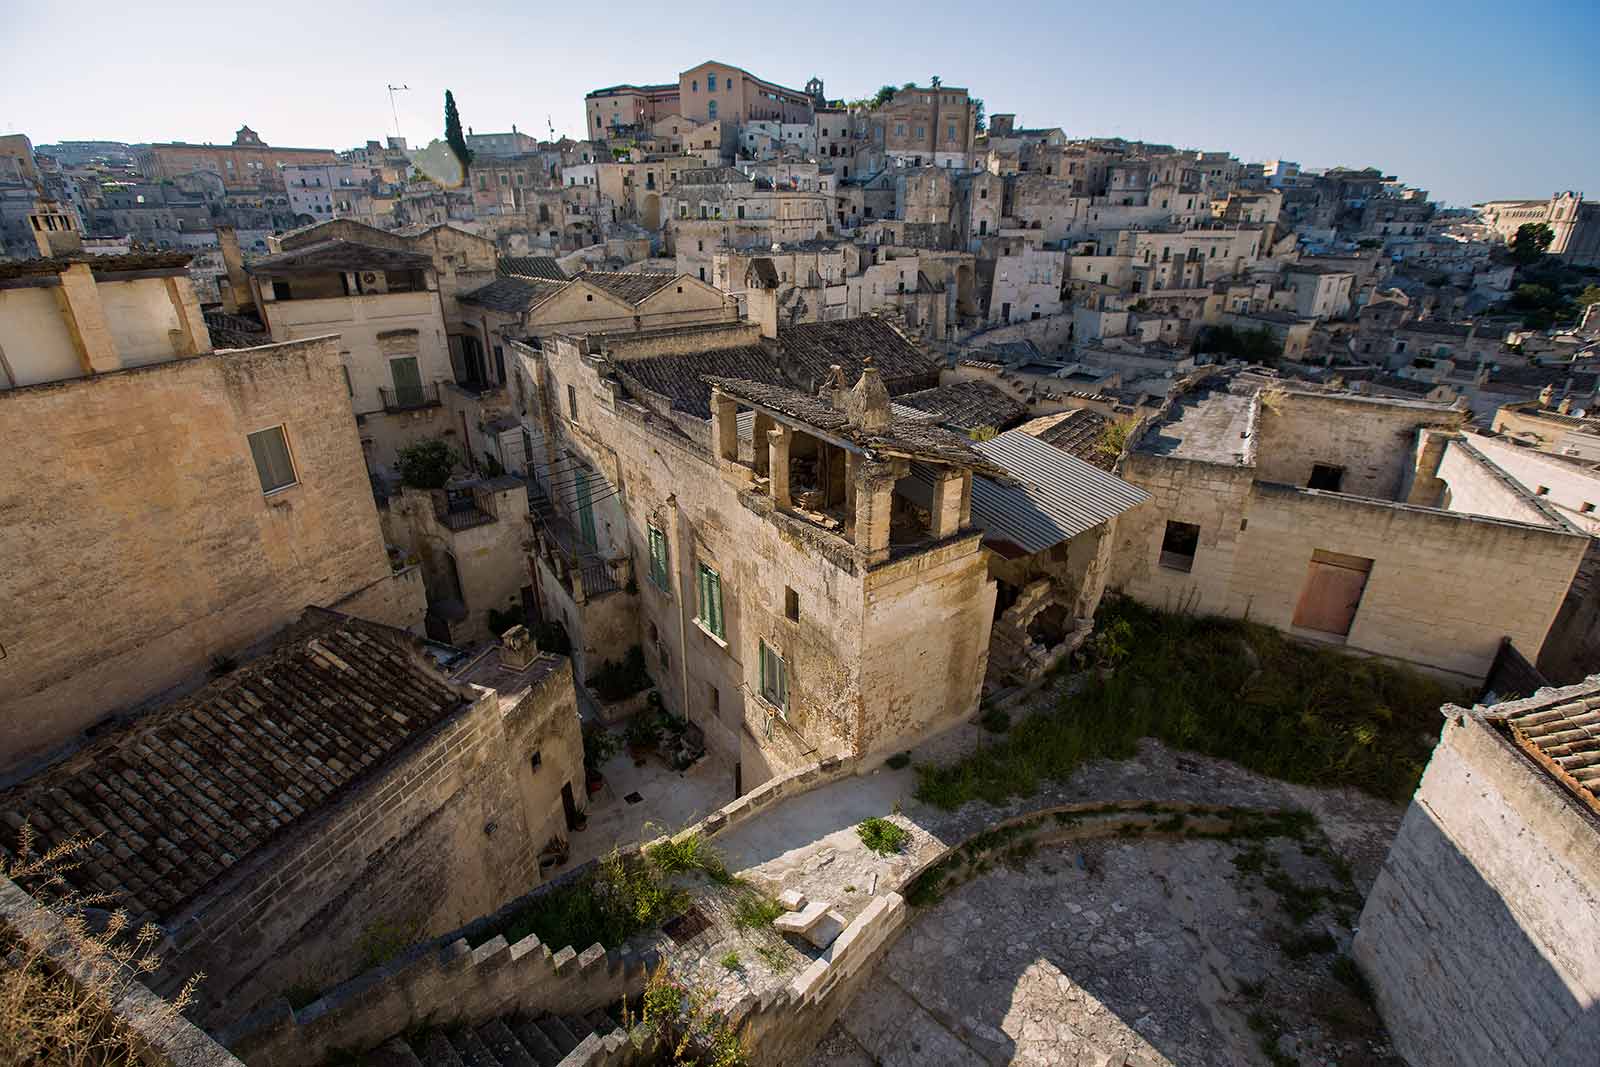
[217,854,653,1067]
[0,874,243,1067]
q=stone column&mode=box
[752,412,774,477]
[711,389,739,462]
[768,425,792,509]
[164,276,210,356]
[854,461,898,566]
[54,262,119,376]
[930,469,965,538]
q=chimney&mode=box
[1559,397,1574,416]
[1539,384,1555,407]
[498,624,538,670]
[845,357,891,431]
[823,363,849,408]
[217,225,252,314]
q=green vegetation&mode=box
[629,965,748,1066]
[444,89,473,170]
[493,848,690,953]
[1331,955,1374,1005]
[533,620,571,655]
[884,751,912,770]
[583,725,619,775]
[395,438,461,489]
[719,951,742,972]
[856,817,911,856]
[1192,323,1283,365]
[646,833,726,880]
[1510,221,1554,265]
[754,943,790,971]
[980,707,1011,733]
[914,597,1461,812]
[1090,417,1136,465]
[732,894,785,931]
[587,645,650,702]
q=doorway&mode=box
[561,781,579,831]
[1292,550,1373,637]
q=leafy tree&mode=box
[444,89,472,172]
[1510,222,1554,264]
[871,85,896,108]
[901,81,916,91]
[1578,285,1600,307]
[1193,324,1282,365]
[396,438,461,489]
[972,97,987,133]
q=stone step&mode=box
[509,1018,566,1067]
[774,899,847,947]
[537,1015,580,1055]
[477,1019,538,1067]
[419,1032,467,1067]
[582,1009,615,1038]
[560,1016,594,1044]
[449,1026,502,1067]
[364,1037,425,1067]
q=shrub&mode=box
[588,645,650,703]
[915,596,1460,811]
[497,848,688,953]
[583,726,619,774]
[856,817,910,856]
[720,951,741,971]
[732,894,785,930]
[980,707,1011,733]
[533,621,571,655]
[395,438,461,489]
[646,833,726,880]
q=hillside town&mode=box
[1,56,1597,1067]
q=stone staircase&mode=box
[355,1010,622,1067]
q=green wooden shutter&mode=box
[708,569,723,637]
[648,526,668,588]
[389,356,423,407]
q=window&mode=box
[648,524,670,590]
[785,586,799,621]
[708,100,717,120]
[529,751,542,771]
[696,563,724,639]
[709,683,720,719]
[1537,486,1550,496]
[567,384,578,419]
[1584,503,1596,514]
[759,640,788,714]
[1159,520,1199,572]
[247,426,297,494]
[707,73,717,91]
[1307,464,1344,492]
[389,356,424,407]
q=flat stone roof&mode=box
[1135,385,1256,465]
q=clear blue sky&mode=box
[2,0,1593,206]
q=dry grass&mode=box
[1,824,202,1067]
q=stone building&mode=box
[869,80,978,169]
[0,613,585,1029]
[135,126,336,193]
[509,313,987,785]
[0,259,423,770]
[665,166,832,282]
[1354,681,1599,1066]
[1108,375,1588,683]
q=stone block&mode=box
[777,889,808,911]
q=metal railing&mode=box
[379,382,441,412]
[527,507,632,603]
[433,487,497,531]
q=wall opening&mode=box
[1291,550,1373,638]
[1308,463,1345,492]
[1159,520,1199,573]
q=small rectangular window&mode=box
[567,384,578,419]
[696,563,725,639]
[1159,520,1199,573]
[1537,486,1550,496]
[247,426,297,494]
[1307,464,1344,492]
[648,525,670,591]
[785,586,799,621]
[1583,503,1595,514]
[759,640,788,714]
[530,751,542,771]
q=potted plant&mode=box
[583,725,618,794]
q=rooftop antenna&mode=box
[386,83,410,141]
[547,114,556,143]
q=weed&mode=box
[1153,812,1187,833]
[1263,870,1330,925]
[720,951,741,972]
[915,596,1461,811]
[843,884,856,893]
[1278,929,1337,960]
[494,848,689,953]
[732,894,785,931]
[857,816,911,856]
[754,943,790,972]
[647,832,727,880]
[1331,955,1375,1005]
[980,707,1012,733]
[885,752,912,770]
[1231,844,1270,877]
[905,856,960,907]
[1002,841,1036,870]
[1236,978,1265,1000]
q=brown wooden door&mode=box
[1292,552,1373,637]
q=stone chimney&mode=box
[823,363,850,409]
[217,225,253,314]
[498,623,538,670]
[1540,384,1555,407]
[1559,396,1574,416]
[844,358,891,432]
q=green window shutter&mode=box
[648,526,668,588]
[711,570,724,637]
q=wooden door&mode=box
[1292,552,1373,637]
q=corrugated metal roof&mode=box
[967,430,1149,554]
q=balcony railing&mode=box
[527,508,632,603]
[433,486,497,531]
[380,382,441,412]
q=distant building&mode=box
[136,125,337,192]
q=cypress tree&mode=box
[444,90,472,171]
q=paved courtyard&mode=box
[566,744,737,869]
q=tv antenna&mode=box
[386,84,410,141]
[547,114,556,142]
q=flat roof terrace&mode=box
[1135,385,1257,466]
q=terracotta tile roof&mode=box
[1487,685,1600,816]
[774,317,940,395]
[0,252,193,281]
[0,611,468,922]
[497,256,567,281]
[459,276,565,314]
[674,166,750,186]
[704,375,1007,476]
[1017,408,1115,469]
[249,239,432,275]
[896,381,1029,433]
[612,345,783,418]
[575,270,679,305]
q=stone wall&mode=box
[167,656,583,1028]
[1252,391,1466,500]
[1110,452,1587,681]
[0,336,415,772]
[1354,707,1600,1066]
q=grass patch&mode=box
[857,817,911,856]
[754,943,790,972]
[496,848,689,953]
[1279,929,1337,960]
[915,596,1460,811]
[980,707,1012,733]
[720,951,742,971]
[905,856,961,907]
[885,751,912,770]
[646,832,728,880]
[732,894,785,931]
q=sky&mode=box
[2,0,1594,207]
